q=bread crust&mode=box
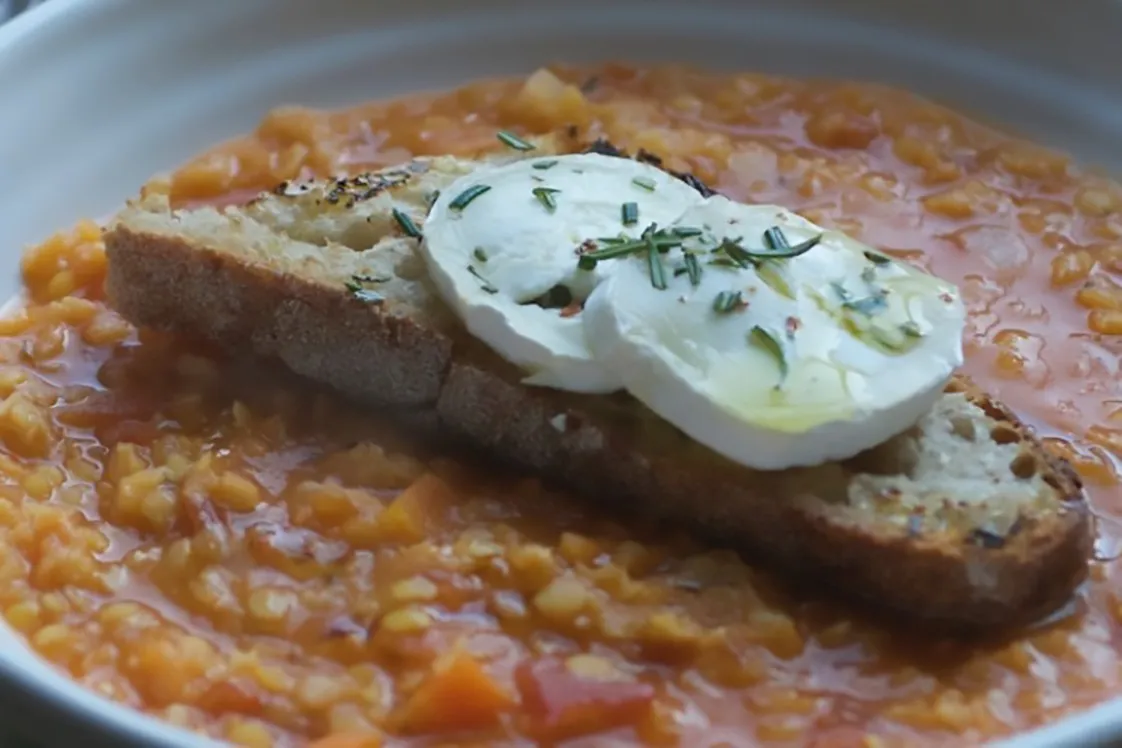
[103,155,1092,631]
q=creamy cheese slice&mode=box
[420,153,705,393]
[581,196,966,470]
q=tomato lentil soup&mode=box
[2,64,1121,747]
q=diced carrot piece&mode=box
[195,680,263,716]
[515,655,655,740]
[397,650,513,733]
[307,734,383,748]
[374,473,453,544]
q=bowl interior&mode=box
[0,0,1120,745]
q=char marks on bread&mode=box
[102,135,1092,630]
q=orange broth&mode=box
[0,64,1120,747]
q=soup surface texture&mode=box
[2,66,1122,747]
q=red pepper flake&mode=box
[576,239,599,256]
[785,315,802,336]
[940,292,954,303]
[559,302,583,318]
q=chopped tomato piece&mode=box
[515,655,655,740]
[397,650,513,733]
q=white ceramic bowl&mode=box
[1,0,1121,745]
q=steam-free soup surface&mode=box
[2,65,1120,746]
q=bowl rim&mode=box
[1,0,1121,746]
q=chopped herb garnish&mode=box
[672,226,704,238]
[578,255,598,271]
[714,237,754,268]
[749,326,788,383]
[449,184,491,211]
[579,231,682,263]
[466,265,499,294]
[861,265,877,283]
[759,226,823,259]
[900,321,923,338]
[843,292,889,316]
[532,160,558,170]
[426,190,441,207]
[344,276,386,304]
[642,223,671,252]
[621,201,639,226]
[646,236,668,290]
[532,186,560,212]
[864,250,892,265]
[632,176,657,192]
[497,130,535,151]
[831,282,852,302]
[348,288,385,303]
[473,247,489,263]
[763,227,788,252]
[352,274,391,284]
[684,253,702,287]
[712,290,744,314]
[392,208,422,238]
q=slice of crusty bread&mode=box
[102,141,1092,630]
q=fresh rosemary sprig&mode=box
[532,187,560,212]
[392,208,421,238]
[496,130,535,151]
[449,184,491,211]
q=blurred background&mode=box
[1,0,46,23]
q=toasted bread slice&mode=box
[102,142,1092,630]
